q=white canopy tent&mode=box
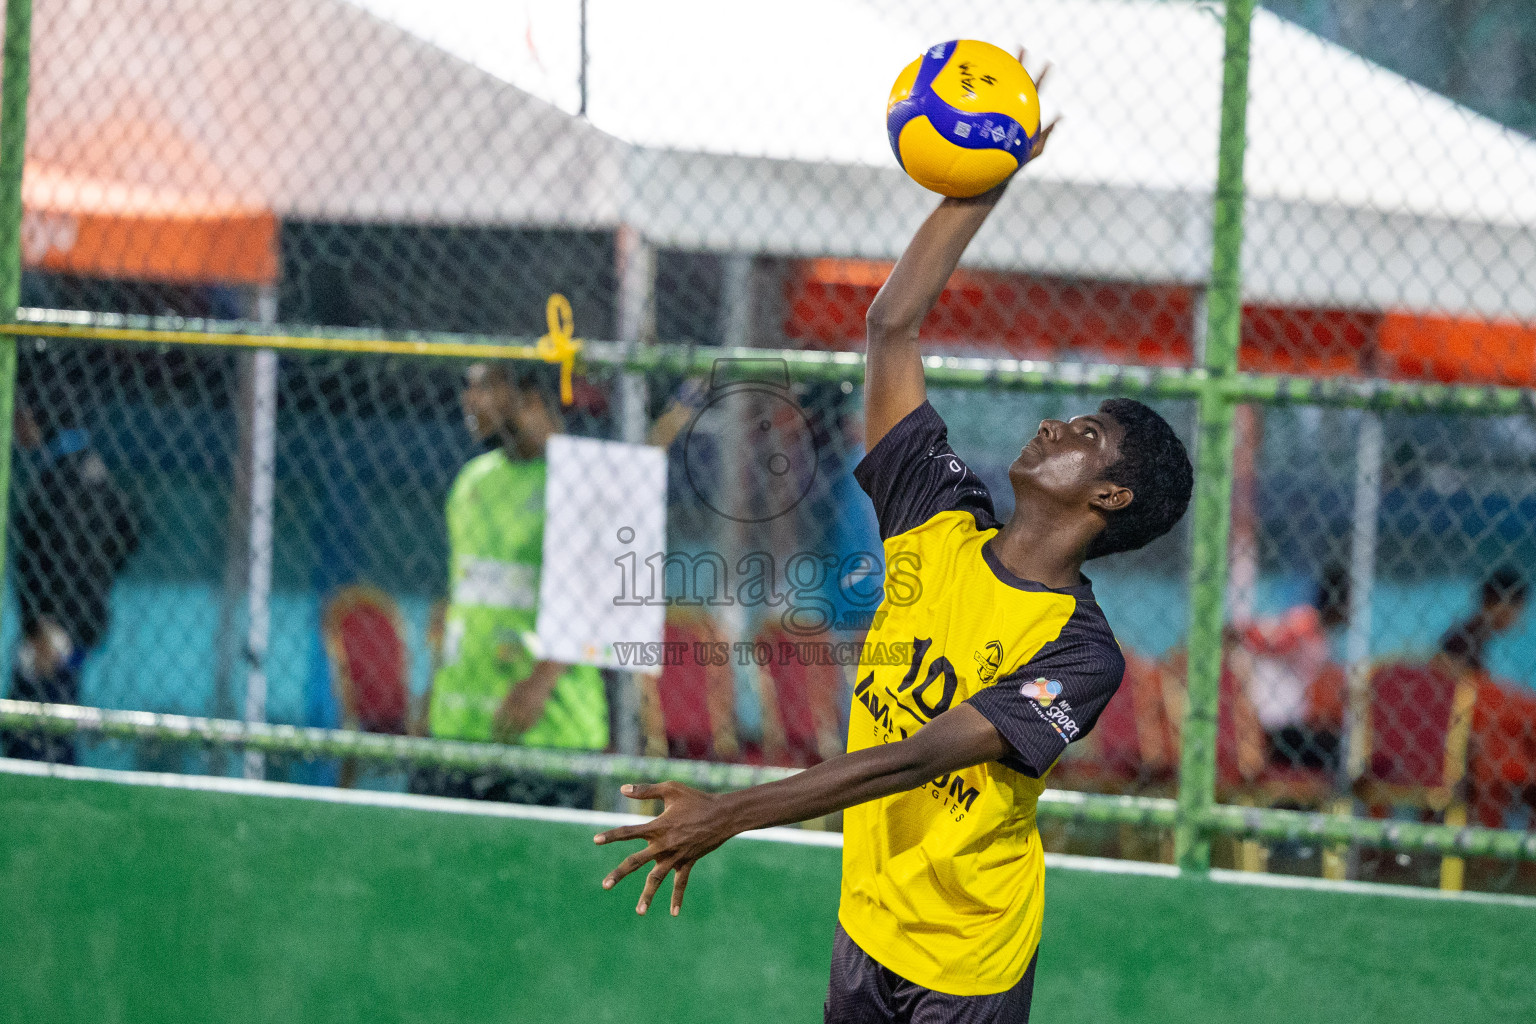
[28,0,626,230]
[365,0,1536,319]
[28,0,1536,317]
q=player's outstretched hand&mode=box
[962,54,1059,206]
[1019,50,1061,166]
[594,781,733,916]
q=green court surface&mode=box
[1,764,1531,1024]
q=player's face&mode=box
[461,365,517,442]
[1008,411,1127,505]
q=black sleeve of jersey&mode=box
[853,401,995,540]
[965,610,1127,778]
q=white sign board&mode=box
[537,434,667,668]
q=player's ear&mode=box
[1090,482,1133,514]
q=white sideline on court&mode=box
[4,757,1534,909]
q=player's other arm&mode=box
[593,703,1010,915]
[494,659,566,738]
[863,189,1007,449]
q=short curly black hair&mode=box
[470,359,559,395]
[1086,398,1193,560]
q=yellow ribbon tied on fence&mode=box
[537,293,581,406]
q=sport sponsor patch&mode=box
[1021,678,1081,741]
[1019,677,1062,706]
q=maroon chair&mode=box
[642,612,738,761]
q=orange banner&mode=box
[21,164,277,286]
[1379,311,1536,389]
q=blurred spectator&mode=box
[1435,566,1530,679]
[1,401,138,763]
[813,385,883,639]
[1233,565,1349,772]
[1467,678,1536,829]
[410,362,608,807]
[1432,566,1535,829]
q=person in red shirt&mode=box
[1235,566,1349,772]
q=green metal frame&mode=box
[0,0,32,582]
[16,309,1536,415]
[7,698,1535,862]
[2,0,1533,873]
[1176,0,1254,872]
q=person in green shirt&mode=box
[411,361,609,807]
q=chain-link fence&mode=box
[1215,0,1536,889]
[3,0,1536,888]
[0,331,1194,798]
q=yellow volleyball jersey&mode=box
[839,401,1126,996]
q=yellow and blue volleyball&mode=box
[887,40,1042,198]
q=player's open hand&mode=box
[594,781,733,916]
[1021,51,1060,166]
[964,54,1059,206]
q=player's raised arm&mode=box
[863,121,1056,450]
[863,192,1002,449]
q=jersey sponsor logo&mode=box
[1022,677,1082,740]
[924,771,981,820]
[1028,699,1080,744]
[852,636,961,741]
[1019,677,1062,706]
[854,671,895,732]
[453,557,539,610]
[974,641,1004,684]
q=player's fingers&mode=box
[620,782,665,801]
[602,845,657,890]
[670,862,693,917]
[593,822,650,846]
[1034,61,1054,94]
[637,860,671,915]
[1034,116,1062,159]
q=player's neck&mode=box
[990,497,1094,590]
[493,429,547,460]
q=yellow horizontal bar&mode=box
[0,322,552,361]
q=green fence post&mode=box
[0,0,30,318]
[1175,0,1253,872]
[0,0,32,599]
